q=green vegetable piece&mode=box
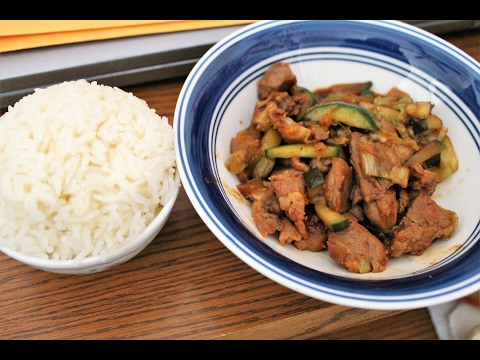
[252,127,283,179]
[425,153,441,168]
[294,86,317,107]
[412,115,444,135]
[261,127,283,149]
[314,197,349,232]
[253,157,275,179]
[361,88,375,97]
[303,167,325,192]
[303,101,378,131]
[265,144,340,159]
[293,86,317,121]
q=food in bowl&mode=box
[0,80,180,263]
[225,62,459,274]
[175,20,480,309]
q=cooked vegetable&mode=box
[265,144,340,159]
[428,136,459,182]
[253,157,275,179]
[403,139,447,168]
[313,197,349,232]
[303,101,378,131]
[360,152,410,188]
[261,127,283,149]
[303,167,325,192]
[412,114,444,135]
[294,86,317,106]
[253,128,283,179]
[404,101,432,120]
[293,86,317,120]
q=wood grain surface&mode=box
[0,27,478,340]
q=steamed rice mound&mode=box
[0,80,180,261]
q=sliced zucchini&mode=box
[403,139,447,168]
[293,86,317,121]
[313,197,349,232]
[303,167,325,201]
[361,88,375,97]
[412,114,444,135]
[425,153,441,168]
[261,127,283,149]
[302,101,377,131]
[306,184,324,202]
[303,167,325,192]
[252,128,283,179]
[253,157,275,179]
[293,86,317,107]
[265,144,340,159]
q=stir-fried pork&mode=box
[268,107,312,144]
[295,212,327,252]
[257,62,297,101]
[225,125,262,180]
[328,213,389,273]
[226,61,459,274]
[237,179,284,237]
[389,192,458,257]
[409,163,437,196]
[269,169,309,239]
[324,157,353,213]
[349,132,391,203]
[363,189,399,233]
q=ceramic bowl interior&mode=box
[0,186,179,275]
[175,20,480,309]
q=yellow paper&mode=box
[0,20,258,53]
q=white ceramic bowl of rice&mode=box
[0,79,181,274]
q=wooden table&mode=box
[1,27,478,340]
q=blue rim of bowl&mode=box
[175,20,480,310]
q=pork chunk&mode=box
[237,179,284,237]
[257,62,297,101]
[324,157,353,213]
[389,192,458,257]
[294,212,327,252]
[363,189,399,233]
[349,132,391,203]
[327,214,388,273]
[269,169,309,239]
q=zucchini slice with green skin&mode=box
[313,197,349,232]
[294,86,317,107]
[253,157,275,179]
[261,127,283,149]
[403,139,447,168]
[253,128,283,179]
[412,115,444,135]
[303,101,378,131]
[265,144,340,159]
[303,167,325,192]
[294,86,318,120]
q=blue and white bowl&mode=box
[174,20,480,310]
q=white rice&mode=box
[0,80,180,261]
